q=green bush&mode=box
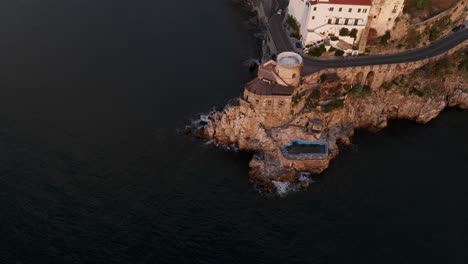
[290,32,301,40]
[334,49,345,56]
[339,28,350,36]
[330,36,339,41]
[379,31,391,46]
[350,29,358,38]
[416,0,430,10]
[349,85,372,96]
[307,44,326,57]
[311,89,321,99]
[323,99,344,113]
[286,15,302,40]
[428,16,453,41]
[320,74,327,83]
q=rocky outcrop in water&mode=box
[191,52,468,194]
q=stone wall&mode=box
[305,38,468,89]
[243,89,293,128]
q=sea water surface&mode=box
[0,0,467,263]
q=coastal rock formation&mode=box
[192,50,468,194]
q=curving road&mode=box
[269,14,468,75]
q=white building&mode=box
[288,0,373,46]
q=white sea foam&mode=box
[200,115,210,123]
[298,172,315,183]
[272,181,294,196]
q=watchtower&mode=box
[275,52,303,87]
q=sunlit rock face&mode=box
[191,50,468,194]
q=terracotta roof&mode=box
[245,79,295,96]
[309,0,372,6]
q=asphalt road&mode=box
[269,14,468,74]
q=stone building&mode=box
[243,52,303,127]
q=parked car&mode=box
[452,24,466,32]
[277,9,282,15]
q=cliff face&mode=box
[194,59,468,193]
[197,84,467,192]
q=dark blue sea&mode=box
[0,0,467,263]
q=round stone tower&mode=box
[275,52,303,87]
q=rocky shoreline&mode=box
[188,54,468,194]
[186,1,467,194]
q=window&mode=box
[328,19,332,24]
[313,7,317,11]
[335,18,340,24]
[329,7,334,11]
[354,19,358,25]
[344,19,349,25]
[267,100,272,106]
[388,18,391,21]
[312,16,315,20]
[358,8,361,13]
[363,9,367,13]
[339,8,342,12]
[255,99,259,104]
[349,8,352,12]
[278,101,285,107]
[292,73,296,78]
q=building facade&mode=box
[368,0,404,36]
[288,0,372,46]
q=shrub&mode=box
[330,36,339,41]
[339,28,350,36]
[286,15,302,40]
[379,31,391,46]
[320,74,327,83]
[405,28,422,48]
[307,44,326,57]
[311,89,321,99]
[334,49,345,56]
[290,32,301,40]
[350,29,358,38]
[323,99,344,112]
[349,85,372,96]
[416,0,430,10]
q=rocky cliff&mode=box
[191,52,468,194]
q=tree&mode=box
[334,49,345,56]
[339,28,350,36]
[379,31,391,46]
